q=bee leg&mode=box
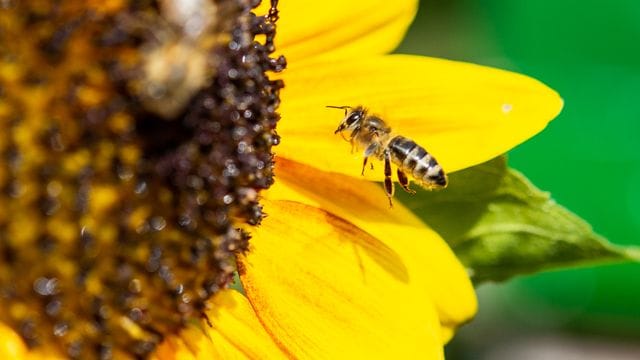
[397,169,416,194]
[383,149,394,208]
[361,143,378,175]
[361,157,368,176]
[349,127,362,152]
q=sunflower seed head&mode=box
[0,0,284,358]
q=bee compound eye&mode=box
[346,112,361,126]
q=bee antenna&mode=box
[326,105,352,116]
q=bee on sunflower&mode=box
[0,0,563,359]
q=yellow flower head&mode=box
[0,0,562,359]
[1,0,283,357]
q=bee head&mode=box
[328,105,365,134]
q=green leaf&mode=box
[397,156,640,283]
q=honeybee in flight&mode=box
[329,105,447,206]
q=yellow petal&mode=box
[0,323,27,359]
[277,54,563,180]
[204,290,288,359]
[440,326,456,345]
[153,327,218,360]
[153,290,286,360]
[267,157,477,340]
[0,323,63,360]
[239,199,445,358]
[257,0,418,62]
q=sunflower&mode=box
[0,0,562,359]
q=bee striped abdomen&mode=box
[388,136,447,188]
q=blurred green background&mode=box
[398,0,640,358]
